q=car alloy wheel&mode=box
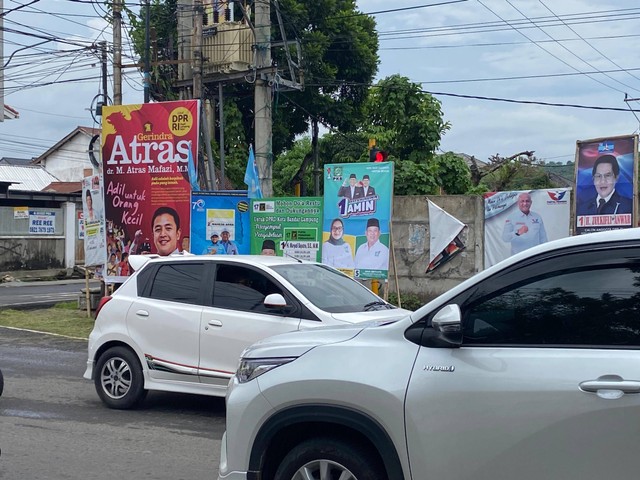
[94,346,146,409]
[274,437,384,480]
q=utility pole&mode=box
[218,83,226,188]
[100,41,108,108]
[113,0,122,105]
[0,0,4,122]
[254,0,273,197]
[192,0,203,100]
[143,0,151,103]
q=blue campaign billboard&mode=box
[322,162,394,279]
[190,192,251,255]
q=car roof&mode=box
[128,253,312,271]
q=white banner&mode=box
[484,188,571,268]
[82,175,107,267]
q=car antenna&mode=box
[280,240,303,263]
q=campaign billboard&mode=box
[191,192,251,255]
[102,100,199,282]
[574,135,638,235]
[484,188,571,268]
[250,197,323,260]
[82,174,107,267]
[322,162,394,279]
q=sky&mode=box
[2,0,640,165]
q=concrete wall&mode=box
[0,237,66,272]
[0,203,84,275]
[390,195,484,303]
[1,194,486,295]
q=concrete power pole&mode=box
[254,0,273,197]
[192,0,203,100]
[113,0,123,105]
[1,0,4,122]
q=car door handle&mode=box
[135,310,149,317]
[207,320,223,327]
[579,375,640,395]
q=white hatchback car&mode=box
[83,254,409,409]
[220,228,640,480]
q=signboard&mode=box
[322,162,394,279]
[28,211,55,234]
[574,135,638,235]
[82,174,107,267]
[102,100,199,282]
[14,206,28,219]
[191,192,251,255]
[484,188,571,267]
[250,197,323,260]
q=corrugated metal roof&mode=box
[42,181,83,193]
[3,104,19,120]
[0,165,59,191]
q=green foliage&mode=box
[218,102,249,188]
[127,0,380,189]
[542,161,575,183]
[127,0,179,101]
[319,131,371,165]
[364,75,450,161]
[0,303,94,339]
[482,161,554,192]
[388,292,423,311]
[393,152,471,196]
[272,138,314,197]
[432,152,473,194]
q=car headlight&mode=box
[236,357,297,384]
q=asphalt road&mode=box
[0,327,225,479]
[0,279,101,309]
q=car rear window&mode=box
[147,263,205,305]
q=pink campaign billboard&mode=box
[101,100,199,282]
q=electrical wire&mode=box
[501,0,640,94]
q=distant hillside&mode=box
[543,161,575,186]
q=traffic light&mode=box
[369,147,388,162]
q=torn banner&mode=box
[427,200,466,273]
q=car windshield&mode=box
[271,263,392,313]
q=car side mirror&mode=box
[264,293,288,308]
[423,304,462,348]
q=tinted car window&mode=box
[464,265,640,347]
[213,264,290,315]
[147,263,205,305]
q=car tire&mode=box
[94,346,147,409]
[0,368,4,396]
[274,437,385,480]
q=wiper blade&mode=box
[363,300,391,311]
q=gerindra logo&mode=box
[547,190,567,202]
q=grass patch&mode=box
[0,302,94,339]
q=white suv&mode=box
[83,254,408,409]
[219,228,640,480]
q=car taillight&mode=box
[95,296,112,318]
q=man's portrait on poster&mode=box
[576,154,633,216]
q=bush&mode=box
[388,292,423,311]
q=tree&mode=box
[470,151,554,192]
[394,153,472,196]
[309,75,458,195]
[125,0,380,190]
[126,0,179,101]
[365,74,450,162]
